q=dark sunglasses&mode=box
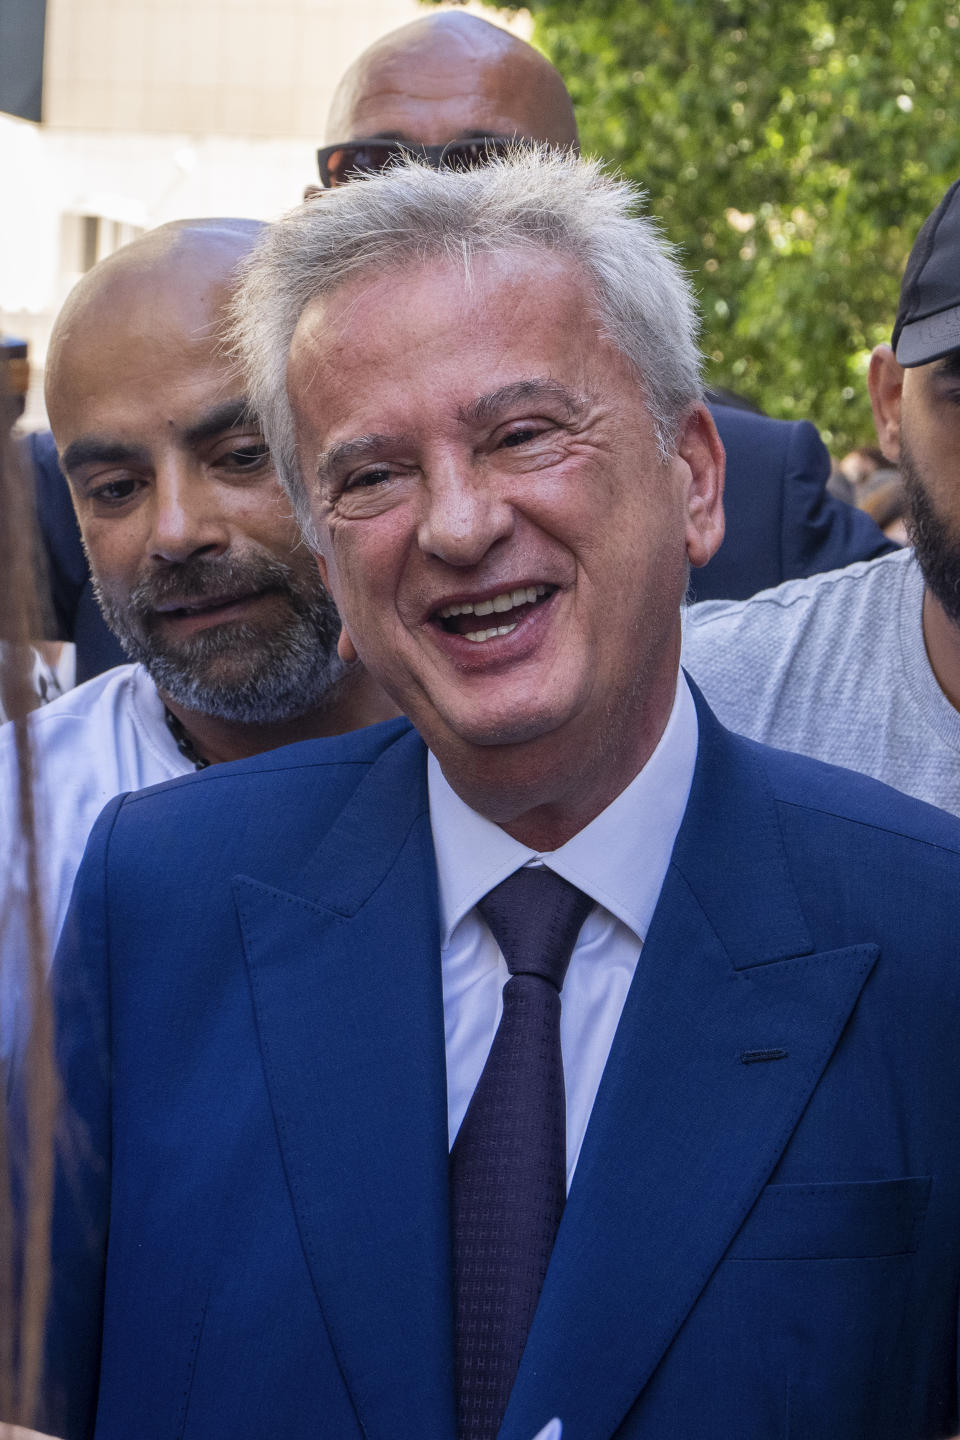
[316,135,533,188]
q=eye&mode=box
[86,475,144,508]
[501,427,541,447]
[215,438,272,473]
[330,461,414,516]
[496,419,556,450]
[342,465,396,491]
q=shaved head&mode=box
[46,219,262,403]
[326,11,577,150]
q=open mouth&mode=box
[434,584,555,643]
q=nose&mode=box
[416,460,514,568]
[149,461,231,565]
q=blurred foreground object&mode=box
[0,372,56,1431]
[0,338,28,427]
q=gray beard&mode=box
[900,442,960,629]
[93,550,347,725]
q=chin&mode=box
[435,699,573,752]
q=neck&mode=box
[435,676,678,852]
[921,587,960,712]
[160,666,399,766]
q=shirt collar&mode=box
[428,672,699,949]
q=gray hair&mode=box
[229,148,704,543]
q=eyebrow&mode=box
[315,432,416,485]
[182,398,259,447]
[60,437,151,475]
[315,381,585,485]
[457,379,585,427]
[60,399,258,478]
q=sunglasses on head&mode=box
[316,135,533,188]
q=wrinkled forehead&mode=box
[289,244,598,374]
[284,249,632,479]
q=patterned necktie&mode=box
[451,867,593,1440]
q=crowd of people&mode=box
[3,11,960,1439]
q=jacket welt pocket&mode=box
[727,1176,932,1260]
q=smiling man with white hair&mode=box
[41,152,960,1440]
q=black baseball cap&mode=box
[892,178,960,367]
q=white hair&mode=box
[229,148,704,543]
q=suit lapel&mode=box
[234,728,456,1440]
[502,701,879,1440]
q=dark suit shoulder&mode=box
[120,716,414,808]
[752,727,960,857]
[681,698,960,973]
[697,405,894,602]
[98,717,419,884]
[709,402,796,452]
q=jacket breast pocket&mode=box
[727,1175,932,1261]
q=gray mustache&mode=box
[128,554,300,615]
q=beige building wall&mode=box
[2,0,530,424]
[43,0,529,138]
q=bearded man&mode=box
[0,218,394,982]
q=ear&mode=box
[867,345,904,463]
[315,551,360,665]
[678,404,725,570]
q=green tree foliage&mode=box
[459,0,960,450]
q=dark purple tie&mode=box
[451,867,593,1440]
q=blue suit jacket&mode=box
[45,697,960,1440]
[25,413,890,679]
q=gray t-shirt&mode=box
[682,548,960,815]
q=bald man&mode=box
[326,11,577,155]
[1,219,394,990]
[312,10,892,603]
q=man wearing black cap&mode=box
[684,177,960,817]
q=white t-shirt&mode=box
[1,664,192,1012]
[0,643,75,721]
[682,549,960,816]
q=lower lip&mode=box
[430,591,558,668]
[152,592,276,637]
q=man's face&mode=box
[289,250,721,788]
[871,345,960,625]
[49,266,342,723]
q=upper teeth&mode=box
[439,585,547,620]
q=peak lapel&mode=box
[234,729,456,1440]
[502,704,879,1440]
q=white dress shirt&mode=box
[0,663,192,1062]
[428,672,699,1187]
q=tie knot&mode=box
[476,867,593,991]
